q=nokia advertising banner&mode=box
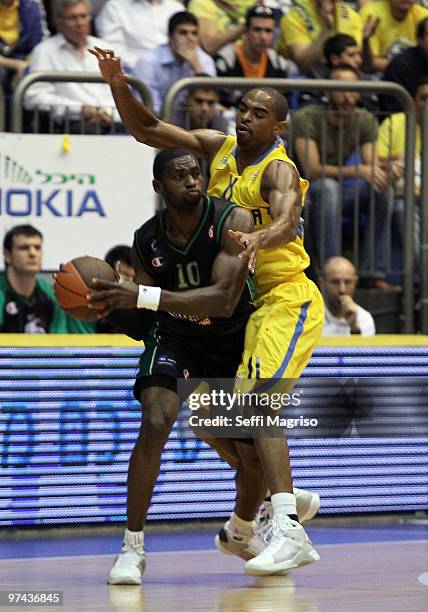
[0,134,156,269]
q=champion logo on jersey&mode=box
[151,239,159,251]
[220,156,228,166]
[5,301,18,315]
[208,225,214,239]
[152,257,164,267]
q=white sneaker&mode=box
[215,521,265,561]
[254,488,320,531]
[108,541,146,585]
[294,487,320,523]
[245,515,320,576]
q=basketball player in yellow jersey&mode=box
[208,118,324,384]
[90,45,324,576]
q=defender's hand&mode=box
[228,229,259,273]
[88,47,128,87]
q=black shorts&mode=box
[133,325,246,401]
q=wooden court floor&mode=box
[1,539,427,612]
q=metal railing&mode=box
[164,77,416,332]
[11,71,153,133]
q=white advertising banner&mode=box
[0,133,156,269]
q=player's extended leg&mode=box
[214,440,268,560]
[239,278,324,576]
[203,436,320,562]
[199,434,320,529]
[108,386,180,585]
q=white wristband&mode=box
[137,285,161,311]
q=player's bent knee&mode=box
[140,387,179,436]
[143,401,178,438]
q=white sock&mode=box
[271,492,297,517]
[124,528,144,546]
[229,512,254,535]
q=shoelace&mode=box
[262,515,298,544]
[121,543,145,555]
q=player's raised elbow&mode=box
[131,119,161,145]
[288,226,298,243]
[133,130,155,146]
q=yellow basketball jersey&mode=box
[207,135,310,297]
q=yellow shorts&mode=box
[237,273,324,382]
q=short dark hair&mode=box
[244,87,289,121]
[3,225,43,252]
[329,63,359,79]
[105,245,132,268]
[245,4,275,27]
[417,16,428,38]
[153,148,197,181]
[186,76,218,98]
[323,34,358,66]
[168,11,198,36]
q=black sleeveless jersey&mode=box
[133,196,255,337]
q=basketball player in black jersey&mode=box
[88,148,273,584]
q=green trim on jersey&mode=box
[160,197,212,255]
[137,323,159,378]
[215,202,239,246]
[246,275,256,302]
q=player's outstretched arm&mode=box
[229,160,302,266]
[88,208,254,318]
[88,47,226,159]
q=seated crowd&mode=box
[1,0,426,331]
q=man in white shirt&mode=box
[95,0,184,70]
[25,0,122,132]
[319,256,375,336]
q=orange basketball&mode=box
[54,256,117,321]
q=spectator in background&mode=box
[377,76,428,267]
[96,244,135,333]
[319,256,376,335]
[0,224,93,333]
[134,11,215,117]
[323,32,379,110]
[0,0,48,92]
[380,16,428,112]
[293,65,393,287]
[105,245,135,281]
[95,0,184,70]
[324,33,362,70]
[187,0,254,56]
[360,0,428,73]
[181,83,229,131]
[216,5,290,107]
[24,0,123,134]
[278,0,363,74]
